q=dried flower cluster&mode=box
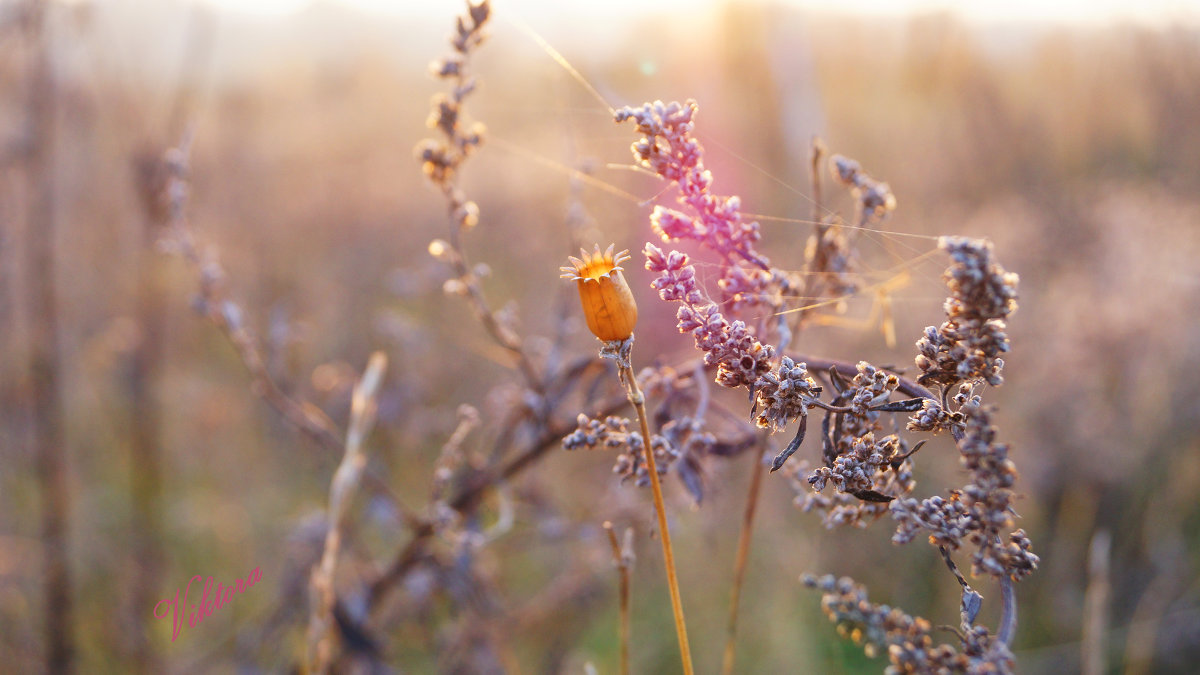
[802,574,1014,674]
[796,361,919,527]
[615,97,1036,673]
[563,389,740,504]
[615,101,767,267]
[416,1,490,187]
[616,100,802,325]
[915,237,1019,388]
[752,356,821,433]
[830,154,897,225]
[562,413,679,486]
[892,404,1038,581]
[644,244,777,389]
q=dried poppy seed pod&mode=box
[561,244,638,342]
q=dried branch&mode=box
[307,353,387,673]
[604,521,633,675]
[722,444,766,675]
[24,0,73,669]
[154,133,417,529]
[1081,529,1111,674]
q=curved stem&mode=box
[604,522,631,675]
[619,358,694,675]
[722,445,765,675]
[998,573,1017,645]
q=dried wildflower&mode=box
[811,433,902,495]
[890,492,972,548]
[799,456,916,529]
[752,356,821,432]
[616,100,807,332]
[561,245,639,342]
[994,529,1038,582]
[801,574,1013,674]
[916,237,1018,389]
[613,97,1033,672]
[717,264,794,313]
[562,413,631,451]
[615,101,768,266]
[645,243,775,388]
[804,573,943,664]
[791,362,922,524]
[891,405,1037,581]
[830,154,896,224]
[416,1,489,188]
[906,397,959,433]
[562,413,679,488]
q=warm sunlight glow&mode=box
[198,0,1199,26]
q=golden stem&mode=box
[722,447,765,675]
[604,522,631,675]
[618,358,694,675]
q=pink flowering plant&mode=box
[587,99,1039,672]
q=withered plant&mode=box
[585,99,1039,671]
[138,1,1039,672]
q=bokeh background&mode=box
[2,0,1200,672]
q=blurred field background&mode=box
[2,0,1200,672]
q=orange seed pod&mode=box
[560,244,638,342]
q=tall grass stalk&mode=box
[603,521,632,675]
[721,448,765,675]
[615,350,693,675]
[24,0,72,669]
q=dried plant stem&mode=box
[444,224,543,394]
[616,357,693,675]
[308,353,388,673]
[1082,529,1111,675]
[810,135,826,225]
[368,392,632,611]
[25,1,72,669]
[721,445,766,675]
[604,522,631,675]
[998,573,1017,645]
[158,135,415,527]
[938,546,983,631]
[423,0,542,395]
[127,176,169,674]
[161,135,345,456]
[791,354,932,400]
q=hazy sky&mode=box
[200,0,1199,27]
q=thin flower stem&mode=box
[26,1,73,668]
[446,218,544,394]
[618,358,694,675]
[722,444,766,675]
[810,135,825,226]
[604,521,631,675]
[938,546,983,631]
[998,573,1018,645]
[308,353,387,673]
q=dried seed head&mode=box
[561,244,638,342]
